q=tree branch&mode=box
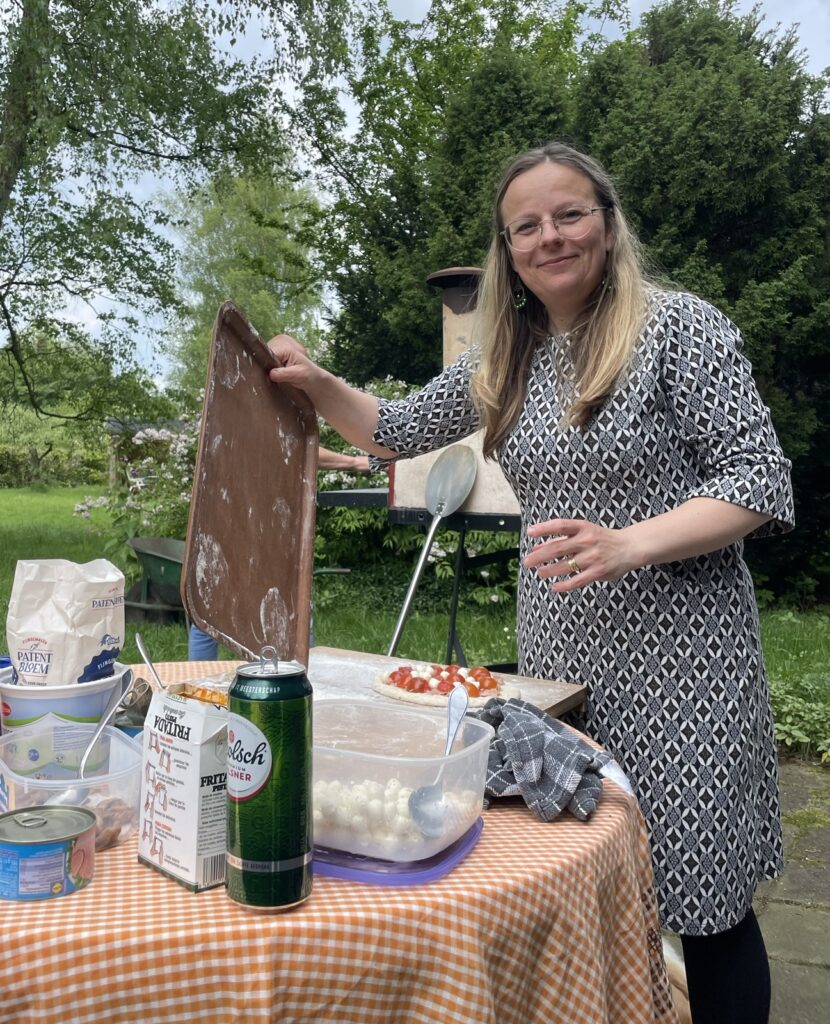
[65,121,236,164]
[0,294,94,420]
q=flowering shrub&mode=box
[74,412,200,570]
[125,420,200,537]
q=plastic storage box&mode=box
[313,699,493,862]
[0,723,142,850]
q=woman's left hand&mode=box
[523,518,637,592]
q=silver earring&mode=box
[512,283,527,310]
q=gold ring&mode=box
[567,556,581,575]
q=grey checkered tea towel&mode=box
[472,698,617,822]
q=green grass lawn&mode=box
[0,485,517,668]
[2,485,828,760]
[0,486,118,615]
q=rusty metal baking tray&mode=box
[181,302,318,665]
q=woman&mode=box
[268,142,793,1023]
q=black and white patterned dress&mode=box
[373,290,794,935]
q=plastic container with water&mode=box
[312,699,493,863]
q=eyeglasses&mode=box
[501,206,611,250]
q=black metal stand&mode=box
[316,489,522,670]
[389,506,520,670]
[316,488,389,509]
[447,528,467,665]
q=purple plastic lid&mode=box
[313,817,483,886]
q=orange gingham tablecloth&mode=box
[0,662,677,1024]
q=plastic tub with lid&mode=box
[0,723,142,850]
[313,699,493,863]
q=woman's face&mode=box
[500,161,613,333]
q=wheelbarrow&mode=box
[125,537,188,622]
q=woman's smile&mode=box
[537,252,577,269]
[501,161,612,332]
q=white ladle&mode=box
[387,445,477,656]
[409,683,470,838]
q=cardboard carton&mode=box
[137,686,227,891]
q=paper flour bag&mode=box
[6,559,125,686]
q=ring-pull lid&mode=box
[0,806,96,844]
[181,303,318,666]
[237,645,307,679]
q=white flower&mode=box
[490,593,499,603]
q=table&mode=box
[0,659,676,1024]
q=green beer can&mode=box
[226,646,312,911]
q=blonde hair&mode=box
[471,142,650,457]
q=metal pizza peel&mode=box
[387,444,477,656]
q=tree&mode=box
[0,0,352,422]
[0,318,178,485]
[570,0,830,600]
[283,0,829,601]
[285,0,622,384]
[166,169,324,398]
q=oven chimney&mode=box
[387,266,520,519]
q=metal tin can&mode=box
[226,647,312,911]
[0,806,96,901]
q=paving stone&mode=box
[770,960,830,1024]
[778,760,827,816]
[766,857,830,907]
[756,901,830,967]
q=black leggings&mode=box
[680,909,771,1024]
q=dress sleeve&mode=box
[369,351,480,465]
[659,293,794,538]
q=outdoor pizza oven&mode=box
[388,267,520,518]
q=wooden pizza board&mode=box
[181,302,318,664]
[307,647,586,719]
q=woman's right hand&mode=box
[266,333,326,393]
[265,333,391,458]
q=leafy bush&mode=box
[763,610,830,762]
[0,442,107,487]
[0,444,30,487]
[769,673,830,764]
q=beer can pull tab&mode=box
[259,646,279,673]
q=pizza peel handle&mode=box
[387,445,477,657]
